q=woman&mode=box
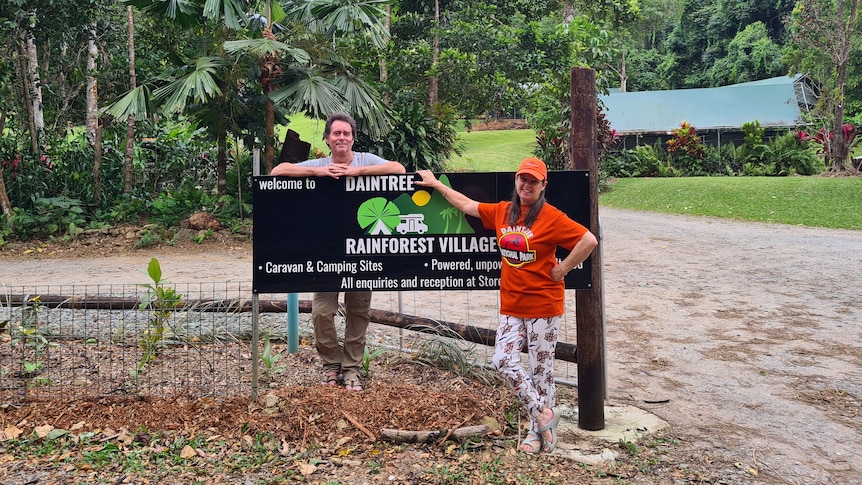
[415,158,598,453]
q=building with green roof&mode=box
[599,74,817,149]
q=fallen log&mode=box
[0,294,577,362]
[0,294,276,312]
[365,307,577,363]
[380,425,490,444]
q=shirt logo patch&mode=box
[498,231,536,267]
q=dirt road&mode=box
[2,207,860,483]
[599,208,861,484]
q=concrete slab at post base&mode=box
[549,402,669,465]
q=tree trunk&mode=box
[86,25,99,147]
[124,6,138,195]
[86,22,102,202]
[53,41,69,135]
[16,31,38,154]
[0,169,12,220]
[828,0,859,172]
[562,0,575,24]
[26,32,45,148]
[264,100,275,180]
[217,111,229,196]
[831,75,847,172]
[620,50,628,93]
[428,0,440,105]
[380,4,391,105]
[93,120,103,204]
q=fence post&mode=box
[251,294,260,401]
[570,66,606,430]
[287,293,299,353]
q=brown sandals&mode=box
[321,366,362,391]
[322,367,340,386]
[341,369,363,392]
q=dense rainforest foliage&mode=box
[0,0,859,244]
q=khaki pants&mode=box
[312,291,371,373]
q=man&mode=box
[271,112,404,391]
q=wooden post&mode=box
[570,66,605,430]
[251,294,260,401]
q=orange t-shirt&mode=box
[477,201,589,318]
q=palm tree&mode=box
[439,206,458,233]
[109,0,393,189]
[110,0,256,195]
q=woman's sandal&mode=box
[537,408,561,453]
[341,370,363,392]
[519,429,543,454]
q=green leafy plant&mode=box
[193,228,214,244]
[7,196,86,239]
[137,258,182,371]
[742,120,765,148]
[260,336,285,382]
[135,226,173,248]
[109,195,151,223]
[229,218,252,236]
[10,296,54,387]
[601,142,671,178]
[360,100,462,172]
[428,464,467,483]
[619,438,639,456]
[666,121,706,175]
[797,123,861,171]
[409,324,498,385]
[771,131,822,175]
[83,442,122,468]
[534,128,567,171]
[361,347,388,377]
[597,108,621,160]
[150,194,182,226]
[501,398,523,434]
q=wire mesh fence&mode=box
[1,283,581,402]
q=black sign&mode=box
[252,171,591,293]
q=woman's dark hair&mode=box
[323,112,357,139]
[506,190,546,228]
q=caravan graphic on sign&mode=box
[396,214,428,234]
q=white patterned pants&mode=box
[492,315,560,432]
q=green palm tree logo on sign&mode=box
[357,197,402,235]
[439,206,460,233]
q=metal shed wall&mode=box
[600,75,811,136]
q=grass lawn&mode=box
[446,129,535,172]
[601,176,862,230]
[280,117,859,231]
[282,116,536,171]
